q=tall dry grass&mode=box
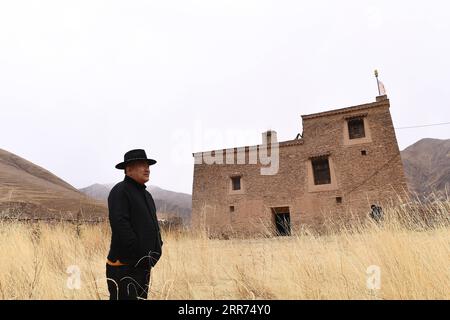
[0,197,448,300]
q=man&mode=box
[370,204,384,223]
[106,149,163,300]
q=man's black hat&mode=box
[115,149,157,169]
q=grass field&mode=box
[0,198,449,300]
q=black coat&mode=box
[107,175,163,269]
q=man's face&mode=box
[126,160,150,185]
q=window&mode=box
[229,206,235,213]
[231,176,241,190]
[312,157,331,185]
[336,197,342,204]
[347,118,365,139]
[361,150,367,156]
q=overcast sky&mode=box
[1,0,449,194]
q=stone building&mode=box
[191,95,408,236]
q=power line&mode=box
[395,121,450,130]
[345,153,401,197]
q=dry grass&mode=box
[0,198,449,300]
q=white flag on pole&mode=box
[378,80,386,95]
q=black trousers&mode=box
[106,264,151,300]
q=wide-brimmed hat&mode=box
[115,149,157,169]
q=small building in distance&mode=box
[191,95,408,237]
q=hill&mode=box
[401,138,450,198]
[0,148,107,219]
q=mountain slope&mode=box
[0,148,107,218]
[79,183,111,202]
[401,138,450,197]
[79,183,192,223]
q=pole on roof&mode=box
[374,69,381,96]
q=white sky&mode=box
[1,0,449,194]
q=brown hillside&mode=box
[79,183,192,224]
[401,138,450,197]
[0,148,107,219]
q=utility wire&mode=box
[395,121,450,129]
[344,121,449,196]
[344,153,401,197]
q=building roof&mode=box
[192,138,304,157]
[301,95,389,120]
[192,96,389,156]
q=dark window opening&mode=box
[348,118,366,139]
[231,176,241,190]
[229,206,235,213]
[361,150,367,156]
[272,207,291,236]
[312,157,331,185]
[336,197,342,204]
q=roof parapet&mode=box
[302,96,390,120]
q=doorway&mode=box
[272,207,291,236]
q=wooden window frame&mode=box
[311,156,331,185]
[347,117,366,139]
